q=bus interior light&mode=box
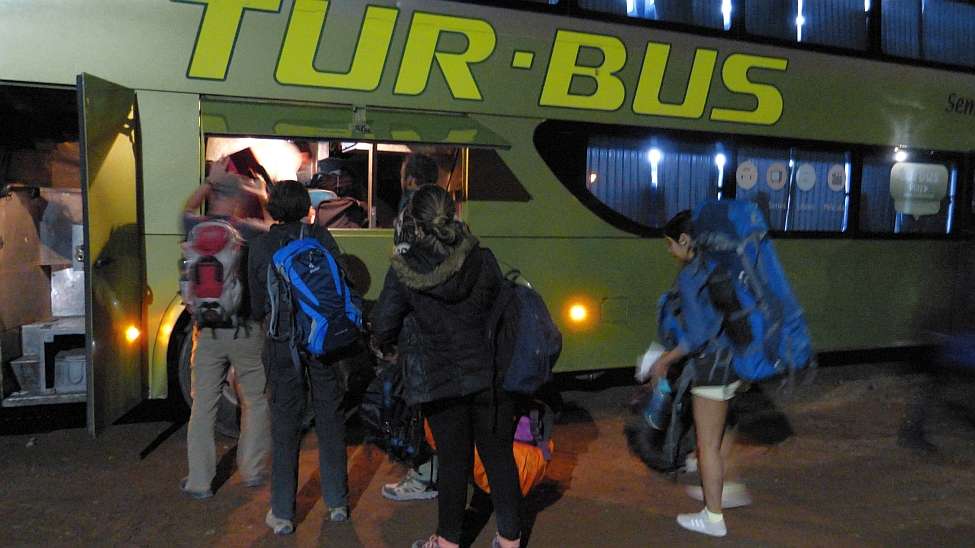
[894,149,908,162]
[714,153,727,168]
[796,0,805,42]
[647,148,662,165]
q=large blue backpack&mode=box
[267,227,362,364]
[489,271,563,395]
[691,199,814,382]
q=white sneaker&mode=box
[677,509,727,537]
[265,509,294,536]
[381,469,438,501]
[685,482,753,508]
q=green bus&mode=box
[0,0,972,434]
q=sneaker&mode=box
[241,476,264,488]
[329,506,349,522]
[491,533,521,548]
[179,478,213,500]
[411,534,452,548]
[382,469,438,501]
[677,509,727,537]
[685,482,752,509]
[265,509,294,536]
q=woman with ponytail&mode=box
[372,184,521,548]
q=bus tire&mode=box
[176,327,242,439]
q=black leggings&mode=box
[424,389,521,543]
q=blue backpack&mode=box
[489,271,563,395]
[691,199,814,382]
[267,227,362,364]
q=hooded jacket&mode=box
[372,233,502,405]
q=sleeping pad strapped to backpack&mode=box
[691,199,814,382]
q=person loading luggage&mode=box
[179,166,270,500]
[372,185,521,548]
[247,180,353,535]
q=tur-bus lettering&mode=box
[540,30,788,125]
[185,0,495,100]
[182,0,787,124]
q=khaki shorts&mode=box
[690,380,743,401]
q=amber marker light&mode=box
[568,303,588,323]
[125,325,141,343]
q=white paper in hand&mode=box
[635,342,666,383]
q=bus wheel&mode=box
[177,327,242,439]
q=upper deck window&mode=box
[744,0,869,49]
[882,0,975,67]
[578,0,730,30]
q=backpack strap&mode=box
[663,360,696,475]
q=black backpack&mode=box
[358,315,429,465]
[488,271,563,395]
[625,360,697,474]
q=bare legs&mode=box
[692,395,729,513]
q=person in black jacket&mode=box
[247,180,349,535]
[372,185,521,548]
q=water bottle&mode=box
[643,378,672,430]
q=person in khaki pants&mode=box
[180,162,271,498]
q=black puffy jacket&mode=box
[372,234,502,405]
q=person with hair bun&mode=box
[372,185,521,548]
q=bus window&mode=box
[374,144,466,227]
[735,146,850,232]
[882,0,975,68]
[467,149,531,202]
[744,0,869,50]
[859,150,957,234]
[203,136,474,229]
[586,134,722,228]
[579,0,727,30]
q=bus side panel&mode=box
[145,234,184,399]
[138,90,200,399]
[138,91,201,237]
[777,240,958,350]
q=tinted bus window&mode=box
[735,146,850,232]
[859,153,957,234]
[467,149,531,201]
[882,0,975,67]
[586,134,722,228]
[744,0,868,50]
[579,0,728,29]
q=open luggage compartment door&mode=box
[77,74,145,437]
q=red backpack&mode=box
[180,219,244,327]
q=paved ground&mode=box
[2,361,975,547]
